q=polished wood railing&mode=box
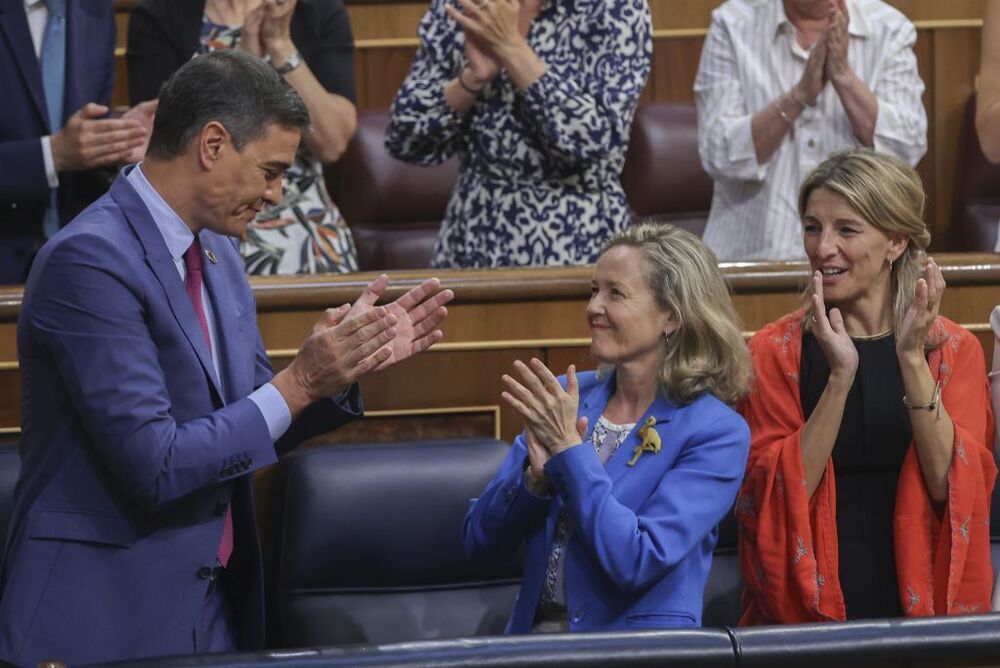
[1,254,997,442]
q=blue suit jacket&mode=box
[0,169,360,665]
[0,0,116,283]
[463,370,750,633]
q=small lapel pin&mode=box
[627,416,661,466]
[205,248,217,264]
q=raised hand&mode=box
[240,4,265,57]
[272,304,399,415]
[896,257,945,361]
[446,0,531,61]
[464,33,501,84]
[809,271,858,383]
[346,274,454,369]
[795,30,829,106]
[259,0,297,55]
[121,100,158,165]
[51,103,147,172]
[502,360,581,455]
[825,0,850,82]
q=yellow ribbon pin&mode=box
[627,416,660,466]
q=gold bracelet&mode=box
[457,68,483,96]
[902,380,942,419]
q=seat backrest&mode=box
[0,445,19,550]
[621,103,714,238]
[952,93,1000,252]
[325,111,459,271]
[271,438,521,647]
[702,504,743,628]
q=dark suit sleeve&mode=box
[25,234,280,511]
[295,0,357,103]
[0,139,48,200]
[127,1,188,104]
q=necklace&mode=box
[851,328,893,341]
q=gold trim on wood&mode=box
[0,362,17,371]
[356,37,420,49]
[265,338,593,360]
[911,19,982,30]
[0,428,20,435]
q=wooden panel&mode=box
[2,258,997,440]
[648,36,703,104]
[889,0,984,23]
[357,47,417,109]
[931,28,982,249]
[912,29,934,241]
[348,3,428,42]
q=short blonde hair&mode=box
[602,223,752,406]
[798,149,929,333]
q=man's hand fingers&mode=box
[409,329,444,355]
[334,305,389,337]
[355,274,389,311]
[392,278,443,313]
[77,102,110,119]
[81,120,147,138]
[353,345,393,377]
[410,306,449,340]
[314,304,351,332]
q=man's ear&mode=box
[198,121,229,170]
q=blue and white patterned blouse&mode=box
[386,0,652,268]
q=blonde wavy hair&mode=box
[798,149,930,334]
[601,222,752,406]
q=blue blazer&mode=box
[0,169,360,665]
[463,370,750,633]
[0,0,116,282]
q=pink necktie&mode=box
[184,239,234,567]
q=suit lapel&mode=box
[0,0,47,123]
[109,171,225,403]
[200,234,250,404]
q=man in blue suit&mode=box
[0,49,453,665]
[0,0,155,284]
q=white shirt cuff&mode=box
[41,136,59,188]
[248,382,293,442]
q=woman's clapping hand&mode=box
[503,359,584,456]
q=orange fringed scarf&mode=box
[737,310,996,624]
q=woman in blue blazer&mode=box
[463,223,752,633]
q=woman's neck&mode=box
[833,283,895,337]
[604,363,659,424]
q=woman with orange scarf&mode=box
[738,149,996,624]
